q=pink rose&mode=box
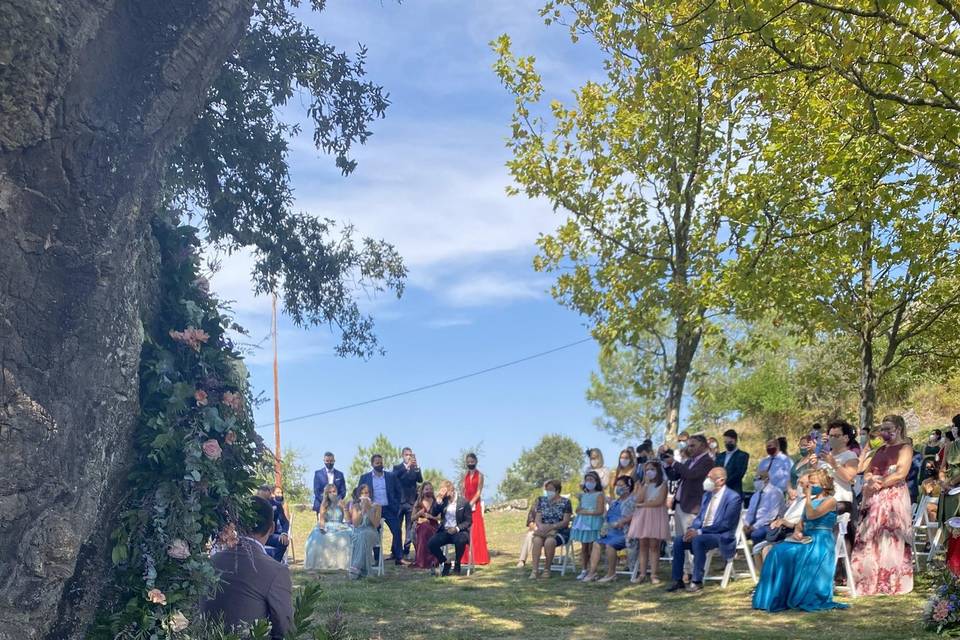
[167,539,190,560]
[168,611,189,632]
[194,389,208,407]
[224,430,237,445]
[168,327,210,351]
[146,588,167,605]
[202,439,222,460]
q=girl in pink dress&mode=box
[627,461,671,584]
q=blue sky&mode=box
[209,0,629,500]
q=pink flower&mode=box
[168,327,210,351]
[934,599,951,622]
[224,430,237,445]
[194,389,208,407]
[146,588,167,605]
[168,611,189,632]
[167,539,190,560]
[202,439,222,460]
[221,391,243,413]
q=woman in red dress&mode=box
[461,453,490,565]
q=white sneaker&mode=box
[576,570,588,581]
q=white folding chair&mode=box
[703,514,757,588]
[373,527,385,577]
[442,528,475,576]
[912,495,943,568]
[835,513,857,598]
[544,535,573,575]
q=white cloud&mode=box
[425,317,474,329]
[442,273,549,307]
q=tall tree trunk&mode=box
[858,217,877,432]
[664,321,702,441]
[0,2,253,638]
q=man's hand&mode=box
[683,528,696,542]
[279,533,290,545]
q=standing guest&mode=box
[610,448,637,497]
[810,422,824,455]
[359,454,404,565]
[706,437,719,460]
[571,471,606,580]
[393,447,423,560]
[585,476,637,582]
[859,426,873,451]
[516,504,539,568]
[851,414,914,595]
[256,485,290,562]
[666,467,743,594]
[348,485,382,579]
[200,497,294,638]
[954,414,960,439]
[312,451,346,515]
[628,461,671,584]
[924,430,944,458]
[714,429,749,497]
[411,482,440,569]
[663,435,715,580]
[941,431,957,467]
[585,448,611,492]
[529,480,573,579]
[757,438,793,493]
[427,480,473,576]
[743,470,784,545]
[752,469,848,612]
[824,420,860,551]
[635,441,655,469]
[304,484,352,571]
[791,435,831,490]
[939,428,960,574]
[460,453,490,565]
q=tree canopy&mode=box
[498,434,584,500]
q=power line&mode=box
[255,337,593,428]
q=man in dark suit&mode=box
[201,496,294,638]
[312,451,347,514]
[256,485,290,562]
[427,479,473,576]
[714,429,750,497]
[667,467,743,594]
[393,447,423,559]
[663,434,716,578]
[359,453,404,565]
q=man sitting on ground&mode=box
[666,467,743,594]
[201,497,294,638]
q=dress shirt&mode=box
[758,454,793,492]
[443,496,458,529]
[675,451,710,503]
[702,486,726,528]
[372,472,388,506]
[723,448,738,469]
[745,485,784,528]
[243,536,268,555]
[781,496,805,526]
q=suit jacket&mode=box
[312,467,347,511]
[201,538,294,639]
[359,470,402,516]
[714,449,750,496]
[430,495,473,532]
[665,453,715,515]
[392,462,424,505]
[691,488,743,560]
[271,498,289,536]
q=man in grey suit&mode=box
[201,497,295,639]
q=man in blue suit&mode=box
[312,451,347,515]
[257,485,290,562]
[667,466,743,594]
[358,453,404,565]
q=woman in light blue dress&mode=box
[348,484,382,579]
[570,471,605,580]
[304,484,352,571]
[753,469,849,612]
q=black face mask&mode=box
[725,442,736,452]
[466,463,477,470]
[274,496,284,503]
[373,465,384,473]
[325,462,335,470]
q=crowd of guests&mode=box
[520,414,958,613]
[304,449,491,577]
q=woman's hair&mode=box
[320,483,338,513]
[777,436,789,455]
[948,431,957,443]
[643,461,664,487]
[544,479,562,493]
[808,469,835,495]
[438,479,455,494]
[933,429,944,439]
[615,475,634,493]
[354,484,370,499]
[828,419,856,448]
[582,470,601,492]
[618,448,637,469]
[881,414,907,439]
[465,452,478,463]
[953,414,960,430]
[417,482,434,504]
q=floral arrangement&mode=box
[91,217,262,638]
[923,562,960,635]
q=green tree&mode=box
[257,447,311,506]
[586,344,664,443]
[450,442,485,490]
[347,433,402,492]
[494,0,754,438]
[497,435,583,500]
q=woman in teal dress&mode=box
[348,484,382,579]
[753,469,849,612]
[304,484,352,571]
[570,471,605,580]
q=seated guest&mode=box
[427,480,473,576]
[755,475,809,569]
[627,461,671,584]
[666,467,742,594]
[256,485,290,562]
[529,479,573,579]
[743,470,784,546]
[348,485,382,579]
[584,475,637,582]
[412,482,440,569]
[516,504,538,568]
[304,483,352,571]
[312,451,347,516]
[201,497,294,638]
[753,470,848,612]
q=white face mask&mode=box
[544,489,557,499]
[620,457,631,467]
[590,458,602,468]
[703,478,717,493]
[645,469,657,480]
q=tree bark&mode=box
[0,2,253,638]
[665,320,702,441]
[857,217,877,433]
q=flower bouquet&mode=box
[924,562,960,635]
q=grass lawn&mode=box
[285,507,936,639]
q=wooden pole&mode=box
[272,293,282,489]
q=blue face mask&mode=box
[810,486,823,496]
[584,480,597,492]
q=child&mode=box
[627,461,671,584]
[571,470,605,580]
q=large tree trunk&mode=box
[0,2,252,638]
[664,320,702,441]
[857,217,876,433]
